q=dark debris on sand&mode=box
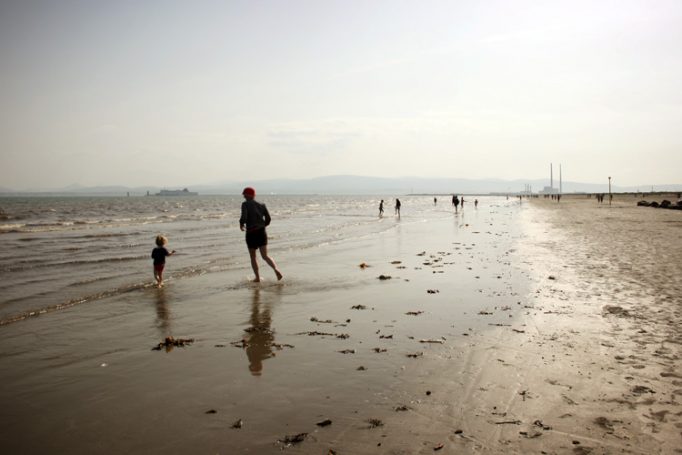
[366,418,384,428]
[151,336,194,351]
[278,432,308,446]
[296,330,349,339]
[602,305,631,317]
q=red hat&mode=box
[242,187,255,197]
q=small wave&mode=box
[79,232,136,239]
[0,224,25,232]
[1,255,147,273]
[0,282,151,326]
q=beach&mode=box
[0,195,680,454]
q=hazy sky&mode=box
[1,0,681,189]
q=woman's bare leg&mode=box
[259,245,283,280]
[249,248,261,282]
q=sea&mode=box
[0,195,492,325]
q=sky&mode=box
[1,0,681,190]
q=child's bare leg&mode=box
[249,248,261,282]
[259,246,282,280]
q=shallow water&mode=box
[1,195,490,323]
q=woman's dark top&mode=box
[240,200,271,232]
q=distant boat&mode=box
[155,188,198,196]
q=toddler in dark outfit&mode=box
[151,235,175,287]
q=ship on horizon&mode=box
[155,188,198,196]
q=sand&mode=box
[0,196,680,454]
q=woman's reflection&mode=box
[244,288,275,376]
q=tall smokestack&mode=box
[560,164,562,194]
[550,163,554,190]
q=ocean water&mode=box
[0,195,485,324]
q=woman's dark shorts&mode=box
[245,228,267,249]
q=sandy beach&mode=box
[0,196,680,454]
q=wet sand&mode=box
[0,197,680,454]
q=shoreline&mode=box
[0,198,680,453]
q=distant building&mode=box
[539,186,558,195]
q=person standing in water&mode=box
[395,198,401,218]
[453,195,460,212]
[151,235,175,287]
[239,187,283,282]
[474,199,479,208]
[379,199,384,217]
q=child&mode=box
[239,187,283,282]
[151,235,175,287]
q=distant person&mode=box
[379,199,384,217]
[151,235,175,287]
[461,197,465,209]
[474,199,479,208]
[557,194,561,203]
[434,197,437,205]
[395,198,401,217]
[240,187,283,282]
[453,195,460,212]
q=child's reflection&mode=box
[245,289,275,376]
[155,288,171,336]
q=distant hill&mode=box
[2,176,681,196]
[194,175,682,195]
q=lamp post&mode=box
[608,176,612,206]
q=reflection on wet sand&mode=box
[154,288,171,336]
[245,288,275,376]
